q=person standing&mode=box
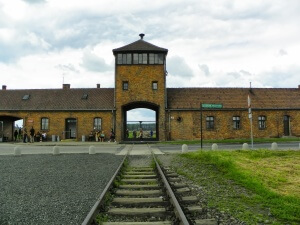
[139,128,143,140]
[14,130,18,142]
[133,130,137,139]
[100,131,105,142]
[30,126,35,143]
[18,128,22,141]
[23,128,28,143]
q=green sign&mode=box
[202,103,223,109]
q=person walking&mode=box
[29,126,35,143]
[109,129,116,142]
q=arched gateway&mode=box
[122,101,159,141]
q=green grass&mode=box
[179,150,300,224]
[161,137,300,145]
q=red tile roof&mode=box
[0,88,114,111]
[167,88,300,109]
[1,87,299,111]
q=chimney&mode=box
[63,84,70,90]
[139,33,145,39]
[97,84,100,88]
[2,85,7,90]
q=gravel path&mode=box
[0,153,123,225]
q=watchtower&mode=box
[113,34,168,142]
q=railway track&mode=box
[82,144,218,225]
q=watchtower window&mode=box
[123,81,128,90]
[133,53,138,64]
[142,53,147,64]
[117,54,122,64]
[149,53,154,64]
[152,81,158,90]
[126,53,132,64]
[158,53,164,64]
[117,53,164,65]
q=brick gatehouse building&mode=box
[1,34,300,142]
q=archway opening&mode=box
[0,116,23,142]
[123,102,159,142]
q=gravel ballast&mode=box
[0,153,123,225]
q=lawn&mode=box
[176,150,300,224]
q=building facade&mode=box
[0,34,299,142]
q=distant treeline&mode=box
[127,122,156,131]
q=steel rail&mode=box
[148,144,190,225]
[81,144,133,225]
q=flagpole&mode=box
[248,94,254,149]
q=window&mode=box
[206,116,214,129]
[149,53,155,64]
[41,117,49,130]
[158,53,164,64]
[258,116,266,129]
[142,53,147,64]
[22,94,30,100]
[138,54,143,64]
[81,93,88,100]
[133,53,138,64]
[123,81,128,90]
[126,53,132,64]
[94,118,102,131]
[122,54,127,64]
[117,54,122,64]
[233,116,240,129]
[152,81,158,90]
[117,53,164,65]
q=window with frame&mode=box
[133,53,138,64]
[123,81,128,90]
[233,116,240,129]
[41,117,49,130]
[258,116,266,129]
[117,54,122,64]
[94,118,102,131]
[149,53,155,64]
[152,81,158,90]
[142,53,148,64]
[206,116,214,129]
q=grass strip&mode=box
[180,150,300,224]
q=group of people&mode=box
[126,128,154,139]
[14,127,47,143]
[88,129,116,142]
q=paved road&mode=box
[0,141,299,155]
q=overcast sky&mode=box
[1,0,300,90]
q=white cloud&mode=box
[0,0,300,89]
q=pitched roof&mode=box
[167,88,300,110]
[113,39,168,54]
[0,88,114,111]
